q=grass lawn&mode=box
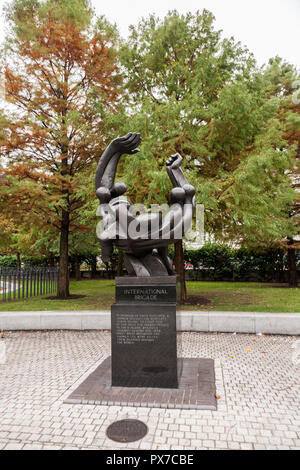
[0,280,299,313]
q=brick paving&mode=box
[0,330,299,450]
[64,356,217,410]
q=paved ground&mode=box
[0,330,299,450]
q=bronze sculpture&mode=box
[95,133,195,277]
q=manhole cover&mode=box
[106,419,148,443]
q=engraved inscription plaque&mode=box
[116,285,177,303]
[111,276,178,388]
[115,313,170,344]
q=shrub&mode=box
[181,243,290,282]
[0,255,18,267]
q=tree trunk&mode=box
[105,261,110,279]
[287,239,298,288]
[57,209,70,298]
[91,256,97,279]
[117,251,124,277]
[57,74,70,298]
[174,240,187,302]
[74,255,81,281]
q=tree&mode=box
[0,0,121,297]
[118,9,284,299]
[259,58,300,286]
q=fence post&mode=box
[30,271,32,298]
[26,271,29,298]
[13,273,16,300]
[3,272,7,302]
[8,272,11,301]
[22,271,25,299]
[0,266,59,302]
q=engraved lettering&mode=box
[115,313,169,345]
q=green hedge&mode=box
[0,255,56,268]
[1,244,298,282]
[180,243,298,282]
[0,255,18,267]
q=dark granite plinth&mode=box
[111,303,177,388]
[64,357,217,410]
[111,276,178,389]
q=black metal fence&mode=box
[0,267,59,302]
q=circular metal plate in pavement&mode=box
[106,419,148,443]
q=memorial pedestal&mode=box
[111,276,178,388]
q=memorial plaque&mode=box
[116,285,176,303]
[111,276,178,388]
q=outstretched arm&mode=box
[95,133,141,192]
[166,153,196,212]
[166,153,189,188]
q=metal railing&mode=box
[0,267,58,302]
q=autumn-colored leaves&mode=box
[0,1,122,296]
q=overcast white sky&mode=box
[0,0,299,69]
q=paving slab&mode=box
[0,330,299,450]
[64,356,217,410]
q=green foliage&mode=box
[116,10,298,249]
[0,255,18,267]
[4,0,93,41]
[122,10,254,103]
[1,8,298,271]
[180,243,296,282]
[184,243,233,279]
[0,0,121,288]
[116,10,258,205]
[0,254,58,267]
[22,255,57,266]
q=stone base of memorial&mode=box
[64,275,217,410]
[111,276,178,389]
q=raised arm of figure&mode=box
[95,133,141,201]
[166,153,196,212]
[166,153,189,188]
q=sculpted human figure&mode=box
[95,133,196,277]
